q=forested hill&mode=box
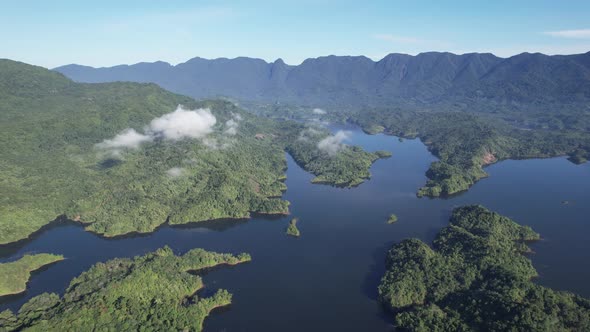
[55,51,590,110]
[378,205,590,331]
[0,59,385,245]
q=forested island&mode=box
[0,247,250,331]
[0,60,383,245]
[386,214,398,224]
[378,205,590,331]
[0,254,64,297]
[288,134,389,187]
[286,218,301,237]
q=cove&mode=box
[1,126,589,331]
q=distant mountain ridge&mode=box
[55,51,590,111]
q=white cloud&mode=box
[317,130,352,156]
[544,29,590,39]
[202,138,220,149]
[148,106,217,140]
[310,118,330,127]
[225,120,238,135]
[183,158,199,165]
[297,127,322,142]
[224,113,242,136]
[97,105,219,155]
[166,167,185,178]
[312,108,327,115]
[96,128,152,150]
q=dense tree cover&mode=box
[0,59,381,244]
[235,100,590,197]
[568,148,588,164]
[378,205,590,331]
[286,127,388,187]
[0,254,63,297]
[387,214,398,224]
[286,218,300,237]
[351,109,590,197]
[51,52,590,197]
[374,150,392,159]
[0,247,251,331]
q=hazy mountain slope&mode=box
[57,57,295,102]
[55,51,590,110]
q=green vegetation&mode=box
[241,101,590,197]
[378,205,590,331]
[568,149,588,164]
[386,214,398,224]
[286,218,300,237]
[0,254,64,297]
[287,127,386,187]
[374,150,392,158]
[53,54,590,198]
[351,110,590,197]
[0,247,250,331]
[0,60,380,244]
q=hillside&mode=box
[0,59,383,245]
[0,247,250,331]
[379,206,590,331]
[53,53,590,198]
[55,52,590,111]
[351,110,590,196]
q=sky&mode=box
[1,0,590,68]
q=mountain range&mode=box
[55,52,590,111]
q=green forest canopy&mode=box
[0,247,250,331]
[0,254,64,297]
[351,109,590,197]
[0,59,384,245]
[378,205,590,331]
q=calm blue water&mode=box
[1,127,589,331]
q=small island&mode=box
[386,214,398,224]
[0,253,64,297]
[374,150,392,159]
[0,247,251,331]
[378,206,590,331]
[286,218,301,237]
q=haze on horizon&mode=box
[1,0,590,68]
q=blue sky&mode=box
[1,0,590,68]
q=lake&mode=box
[1,126,589,331]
